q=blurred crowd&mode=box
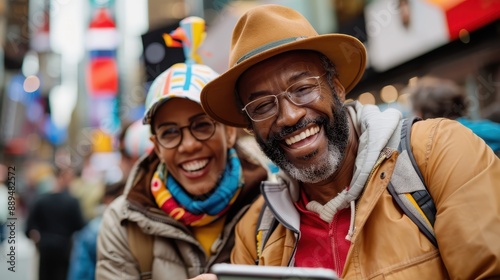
[0,120,150,280]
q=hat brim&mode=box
[201,34,367,128]
[142,96,201,125]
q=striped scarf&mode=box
[151,148,243,226]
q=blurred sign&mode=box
[85,6,121,135]
[30,10,51,53]
[86,7,119,97]
[4,0,30,69]
[365,0,500,72]
[200,2,258,74]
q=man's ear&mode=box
[243,127,254,136]
[242,120,256,136]
[332,78,346,102]
[224,126,238,148]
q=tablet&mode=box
[210,263,340,280]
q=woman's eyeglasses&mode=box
[155,114,216,149]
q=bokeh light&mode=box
[358,92,376,105]
[23,75,41,93]
[380,85,398,103]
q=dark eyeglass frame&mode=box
[154,114,217,149]
[241,73,326,122]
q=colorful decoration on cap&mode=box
[163,16,206,64]
[124,120,154,158]
[143,16,219,125]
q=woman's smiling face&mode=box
[151,98,237,196]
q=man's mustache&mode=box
[267,117,327,143]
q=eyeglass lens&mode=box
[243,75,322,121]
[156,115,216,149]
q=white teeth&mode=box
[299,132,306,140]
[182,159,209,171]
[285,126,320,146]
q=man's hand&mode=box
[188,273,217,280]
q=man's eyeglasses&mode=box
[241,73,325,122]
[155,114,216,149]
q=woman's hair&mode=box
[407,76,468,120]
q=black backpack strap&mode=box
[399,118,425,183]
[388,117,438,248]
[400,117,437,227]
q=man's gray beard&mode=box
[255,97,350,184]
[278,142,343,184]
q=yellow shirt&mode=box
[192,216,227,257]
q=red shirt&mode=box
[294,190,352,275]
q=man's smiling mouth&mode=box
[284,125,320,146]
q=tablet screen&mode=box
[211,264,340,280]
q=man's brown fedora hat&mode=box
[201,4,367,128]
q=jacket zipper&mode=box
[206,204,252,267]
[352,147,395,236]
[366,147,395,183]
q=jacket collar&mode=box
[346,101,402,203]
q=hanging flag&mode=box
[31,10,51,53]
[86,7,119,97]
[85,5,120,134]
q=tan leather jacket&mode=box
[232,115,500,279]
[96,142,268,280]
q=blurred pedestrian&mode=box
[68,118,150,280]
[0,164,7,243]
[25,165,86,280]
[484,104,500,124]
[407,76,500,154]
[67,180,125,280]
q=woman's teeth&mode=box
[285,126,320,146]
[182,159,209,172]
